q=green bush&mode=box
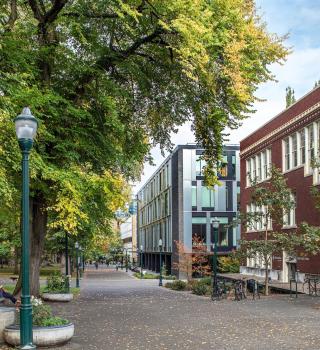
[191,281,211,296]
[218,256,240,273]
[44,273,68,293]
[18,297,70,327]
[168,280,187,291]
[164,282,173,288]
[40,317,69,327]
[163,275,176,280]
[198,277,211,286]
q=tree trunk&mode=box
[265,264,269,296]
[30,192,47,296]
[13,245,19,275]
[14,192,47,297]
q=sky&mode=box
[133,0,320,194]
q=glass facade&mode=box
[137,144,240,277]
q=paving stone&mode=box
[2,267,320,350]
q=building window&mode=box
[218,155,228,177]
[246,204,271,232]
[196,156,206,176]
[192,217,207,243]
[262,151,267,179]
[237,185,240,211]
[211,217,228,247]
[292,133,298,167]
[232,155,236,176]
[246,149,271,186]
[246,159,251,187]
[284,138,290,171]
[308,125,315,165]
[256,153,262,181]
[300,129,306,165]
[283,193,296,227]
[201,186,214,208]
[192,185,197,207]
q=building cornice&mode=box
[241,101,320,158]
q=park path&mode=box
[46,266,320,350]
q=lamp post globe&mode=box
[158,238,163,287]
[14,107,38,350]
[211,218,220,300]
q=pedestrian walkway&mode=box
[30,268,320,349]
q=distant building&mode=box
[136,144,240,277]
[240,86,320,282]
[120,215,137,263]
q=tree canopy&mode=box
[0,0,288,294]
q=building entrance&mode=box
[287,262,297,281]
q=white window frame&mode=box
[283,193,296,228]
[246,149,271,187]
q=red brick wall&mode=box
[241,86,320,152]
[240,87,320,275]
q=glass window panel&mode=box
[308,125,315,165]
[284,138,290,171]
[192,186,197,207]
[192,217,207,224]
[300,130,306,164]
[201,186,214,208]
[292,133,298,167]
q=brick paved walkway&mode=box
[3,267,320,350]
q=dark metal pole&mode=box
[125,249,128,272]
[82,251,85,272]
[159,246,163,287]
[211,222,219,300]
[65,232,70,292]
[19,140,36,349]
[76,246,80,288]
[140,249,143,278]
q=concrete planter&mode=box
[4,323,74,347]
[0,307,15,343]
[42,293,74,302]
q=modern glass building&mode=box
[136,144,240,277]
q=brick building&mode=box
[240,86,320,282]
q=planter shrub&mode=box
[16,297,69,327]
[191,281,211,296]
[165,280,187,291]
[43,273,69,294]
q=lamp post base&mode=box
[19,344,36,349]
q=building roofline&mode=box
[240,85,320,143]
[136,143,240,194]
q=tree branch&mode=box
[62,11,118,19]
[44,0,68,24]
[6,0,18,29]
[28,0,44,22]
[120,27,164,58]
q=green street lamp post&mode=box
[158,238,163,287]
[211,219,220,300]
[65,232,70,293]
[75,242,80,288]
[125,248,128,272]
[15,107,38,350]
[82,250,85,273]
[140,245,143,279]
[79,245,83,278]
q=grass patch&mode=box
[2,285,80,297]
[0,265,60,277]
